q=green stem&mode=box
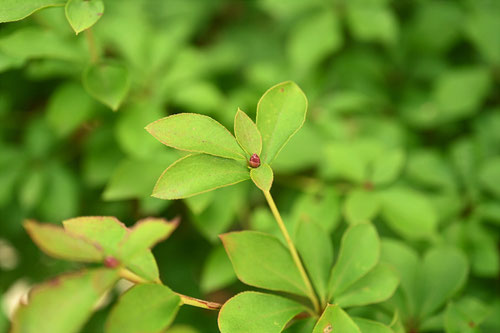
[85,28,98,63]
[263,190,321,314]
[119,268,221,310]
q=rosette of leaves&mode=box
[147,81,399,332]
[12,216,216,333]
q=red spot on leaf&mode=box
[249,154,261,168]
[103,256,120,268]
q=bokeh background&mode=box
[1,0,500,332]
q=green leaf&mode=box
[287,10,343,72]
[146,113,246,160]
[417,247,468,318]
[370,149,405,185]
[353,318,394,333]
[479,157,500,198]
[335,263,399,308]
[105,284,181,333]
[256,81,308,164]
[295,219,333,303]
[152,154,250,200]
[119,217,178,258]
[46,83,95,138]
[220,230,308,296]
[347,4,398,45]
[65,0,104,35]
[343,189,380,225]
[321,142,366,183]
[200,245,237,293]
[0,0,65,23]
[24,220,102,262]
[218,291,305,333]
[11,268,118,333]
[62,216,127,256]
[82,62,130,111]
[250,163,273,191]
[445,297,490,333]
[313,304,361,333]
[328,223,380,299]
[234,108,262,156]
[379,187,437,240]
[291,188,340,232]
[125,250,160,283]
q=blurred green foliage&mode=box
[1,0,500,332]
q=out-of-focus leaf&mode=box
[347,3,398,45]
[478,157,500,198]
[256,81,308,164]
[82,62,130,111]
[250,163,273,191]
[353,318,393,333]
[220,230,308,296]
[11,268,118,333]
[234,109,262,156]
[328,224,380,299]
[200,245,237,293]
[152,154,250,200]
[218,292,305,333]
[445,297,490,333]
[343,189,380,225]
[106,284,181,333]
[370,148,405,185]
[291,188,340,232]
[379,187,437,240]
[24,220,102,262]
[65,0,104,35]
[313,304,360,333]
[0,0,65,23]
[146,113,246,160]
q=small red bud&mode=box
[249,154,261,168]
[103,256,120,268]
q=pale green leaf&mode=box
[11,268,118,333]
[313,304,361,333]
[82,62,130,111]
[295,219,333,303]
[234,108,262,156]
[371,149,405,185]
[220,230,308,296]
[152,154,250,200]
[125,250,160,283]
[328,224,380,299]
[119,217,178,258]
[0,0,65,23]
[343,189,380,225]
[256,81,308,163]
[24,220,102,262]
[353,318,394,333]
[106,284,181,333]
[146,113,246,160]
[65,0,104,35]
[335,264,399,308]
[250,163,273,192]
[218,292,305,333]
[379,187,437,240]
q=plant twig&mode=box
[85,28,98,63]
[263,190,321,313]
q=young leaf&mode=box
[153,154,249,199]
[62,216,127,256]
[0,0,65,23]
[234,108,262,155]
[313,304,361,333]
[11,268,118,333]
[146,113,246,160]
[220,230,308,296]
[218,291,305,333]
[256,81,308,163]
[353,318,393,333]
[417,247,468,318]
[335,264,399,308]
[24,220,102,262]
[105,284,181,333]
[119,217,179,258]
[250,163,273,191]
[343,189,380,225]
[328,223,380,299]
[295,219,333,303]
[65,0,104,35]
[82,62,130,111]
